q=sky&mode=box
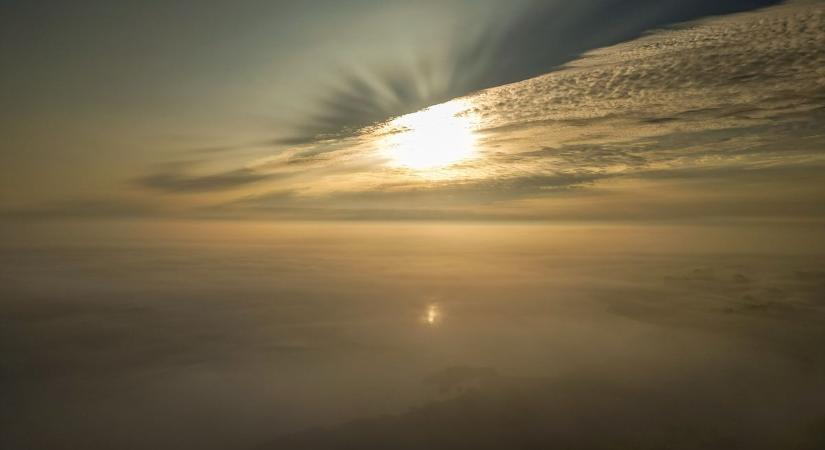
[5,0,822,224]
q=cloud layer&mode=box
[3,222,824,449]
[10,1,822,223]
[282,0,782,143]
[141,1,824,222]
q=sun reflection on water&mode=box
[425,304,441,326]
[381,99,479,171]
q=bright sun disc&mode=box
[381,100,478,171]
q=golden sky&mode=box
[2,0,822,224]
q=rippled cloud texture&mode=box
[121,1,825,223]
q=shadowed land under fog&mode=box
[265,373,825,450]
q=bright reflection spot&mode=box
[382,99,478,171]
[424,304,441,326]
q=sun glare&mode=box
[381,99,478,171]
[425,304,441,326]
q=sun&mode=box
[380,99,479,171]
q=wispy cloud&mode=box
[77,2,825,222]
[282,0,782,143]
[136,167,283,193]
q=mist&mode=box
[2,220,824,449]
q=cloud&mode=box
[136,167,284,193]
[283,0,782,143]
[121,1,825,223]
[0,197,161,220]
[201,172,603,221]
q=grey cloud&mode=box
[514,144,650,172]
[283,0,781,143]
[125,2,825,222]
[213,112,825,221]
[136,167,284,193]
[474,3,825,129]
[205,172,602,221]
[197,163,825,223]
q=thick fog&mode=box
[2,221,823,449]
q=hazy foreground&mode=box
[1,220,824,449]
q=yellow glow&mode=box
[382,99,478,171]
[425,304,440,326]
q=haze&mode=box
[2,1,824,449]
